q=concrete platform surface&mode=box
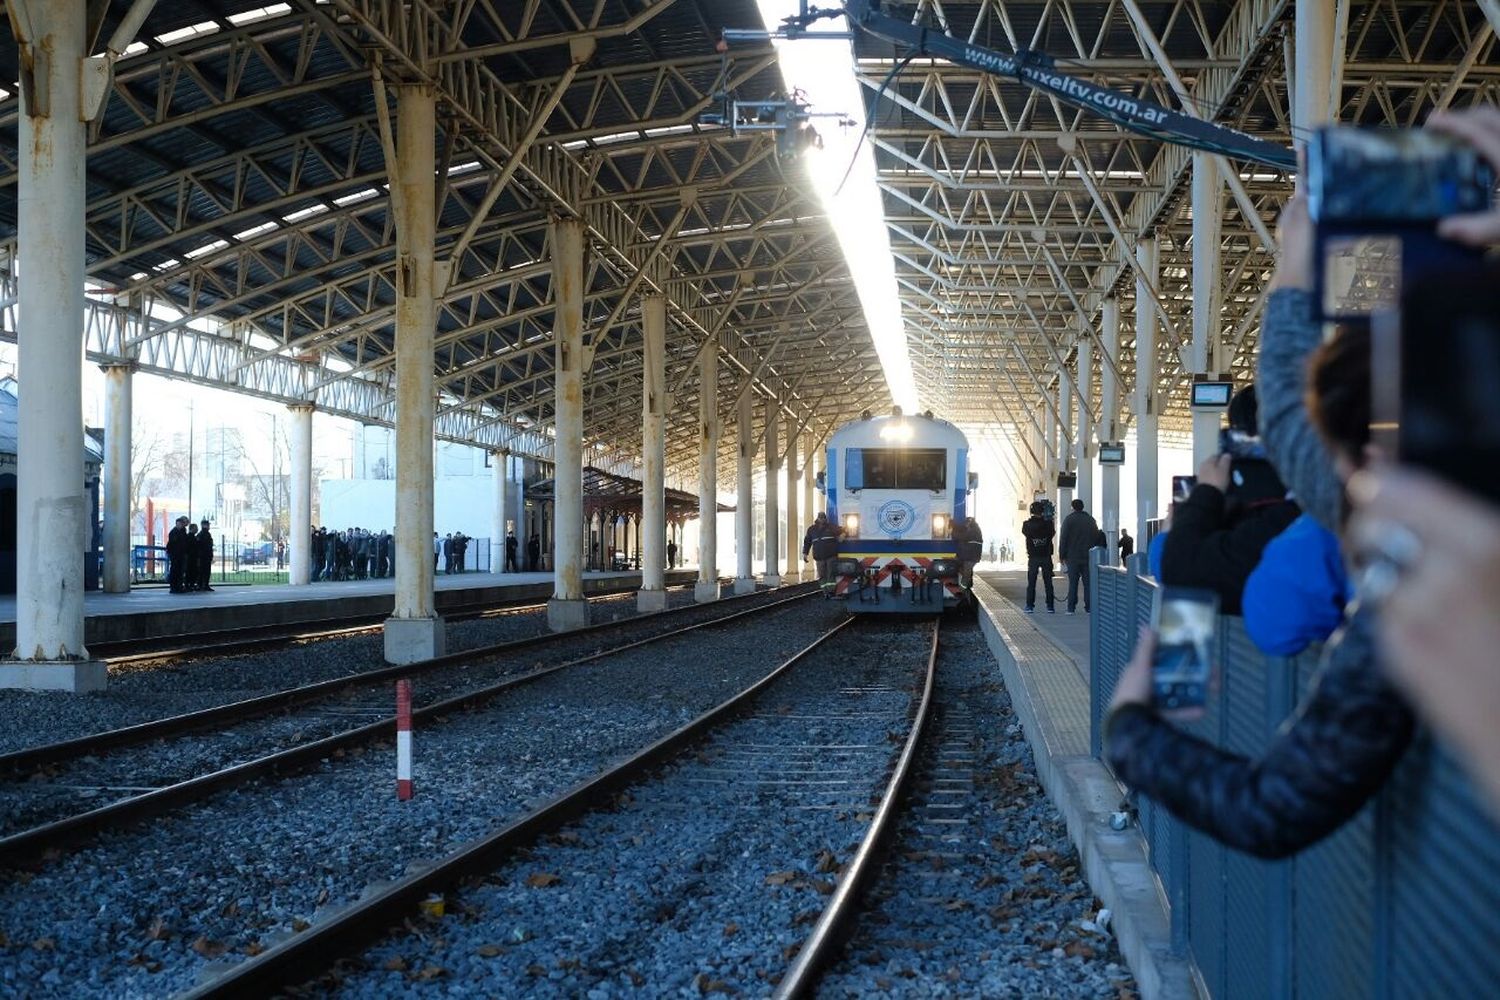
[973,570,1200,1000]
[0,569,704,649]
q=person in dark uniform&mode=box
[1119,528,1135,562]
[1021,501,1057,614]
[196,519,216,592]
[667,538,677,569]
[167,516,189,592]
[954,516,983,588]
[505,531,519,572]
[184,522,201,591]
[527,532,541,573]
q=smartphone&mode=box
[1151,587,1219,714]
[1171,475,1197,501]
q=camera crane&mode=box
[722,1,1297,172]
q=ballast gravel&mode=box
[326,621,934,998]
[0,598,841,998]
[816,623,1134,998]
[0,582,735,756]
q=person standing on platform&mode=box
[1059,499,1100,614]
[455,532,468,573]
[505,531,519,572]
[1021,502,1056,614]
[527,532,541,572]
[442,533,454,574]
[954,516,983,588]
[1119,528,1135,562]
[196,519,216,592]
[433,531,440,573]
[167,516,189,593]
[184,522,201,592]
[667,537,677,569]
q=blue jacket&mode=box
[1147,530,1168,580]
[1242,514,1351,656]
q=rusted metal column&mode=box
[784,429,801,583]
[733,390,756,594]
[102,364,134,594]
[4,1,104,690]
[762,399,781,587]
[1100,298,1121,556]
[490,450,509,572]
[546,215,589,630]
[288,403,314,586]
[383,84,446,663]
[694,346,720,603]
[638,293,668,611]
[1135,236,1160,542]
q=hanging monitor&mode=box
[1191,380,1234,408]
[1099,443,1126,465]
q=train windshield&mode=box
[847,448,947,490]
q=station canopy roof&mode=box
[526,465,732,521]
[0,1,1489,466]
[0,0,887,486]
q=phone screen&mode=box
[1151,587,1219,713]
[1171,475,1197,501]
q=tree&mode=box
[129,423,166,533]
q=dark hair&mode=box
[1071,498,1084,511]
[1227,384,1258,434]
[1305,323,1371,467]
[1029,501,1045,515]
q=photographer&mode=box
[1105,320,1414,859]
[1160,386,1299,614]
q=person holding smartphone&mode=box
[1104,303,1414,859]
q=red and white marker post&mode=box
[396,679,413,800]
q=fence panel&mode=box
[1091,571,1500,998]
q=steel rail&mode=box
[0,583,812,778]
[773,619,942,998]
[179,617,857,999]
[0,588,819,868]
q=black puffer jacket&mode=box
[1103,288,1416,860]
[1105,606,1414,859]
[1160,486,1299,615]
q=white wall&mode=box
[320,476,519,540]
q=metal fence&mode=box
[1090,554,1500,998]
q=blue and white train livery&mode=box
[819,408,975,613]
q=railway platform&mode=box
[0,570,702,650]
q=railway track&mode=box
[0,584,817,866]
[176,618,941,998]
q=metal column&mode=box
[1075,335,1094,516]
[784,429,801,583]
[1294,0,1339,139]
[638,294,669,611]
[803,445,817,534]
[102,364,134,594]
[1135,236,1160,542]
[694,348,720,604]
[491,450,509,572]
[763,399,781,587]
[288,403,314,587]
[384,84,446,662]
[1099,298,1121,558]
[1191,152,1224,467]
[547,215,589,630]
[4,1,104,690]
[1056,377,1074,514]
[733,390,756,595]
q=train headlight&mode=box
[930,559,959,578]
[931,513,948,537]
[834,558,862,576]
[843,513,859,538]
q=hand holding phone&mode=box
[1151,587,1219,719]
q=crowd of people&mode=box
[165,516,216,594]
[1097,105,1500,852]
[311,527,396,581]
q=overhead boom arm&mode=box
[839,0,1297,171]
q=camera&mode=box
[1307,127,1494,323]
[1218,428,1285,505]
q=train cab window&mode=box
[845,448,946,490]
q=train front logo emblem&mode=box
[877,500,918,538]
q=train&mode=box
[817,407,978,613]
